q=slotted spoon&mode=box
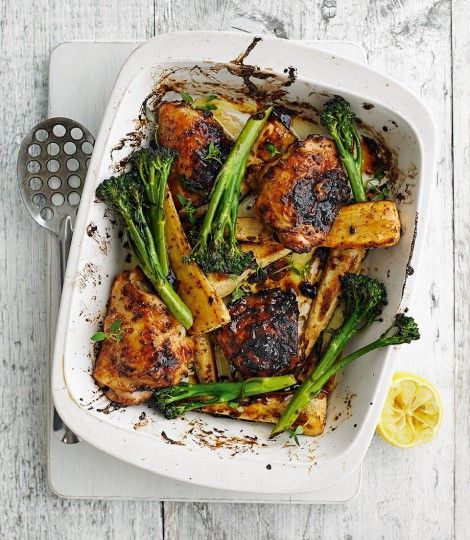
[17,117,95,444]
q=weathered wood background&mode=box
[0,0,468,538]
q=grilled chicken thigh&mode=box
[93,268,193,405]
[244,110,296,191]
[214,288,299,378]
[255,136,350,253]
[157,101,232,207]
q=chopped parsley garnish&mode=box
[90,319,124,343]
[286,425,304,445]
[180,92,218,112]
[203,142,223,165]
[176,194,197,226]
[265,142,282,158]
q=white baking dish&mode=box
[52,31,435,494]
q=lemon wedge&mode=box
[377,371,442,448]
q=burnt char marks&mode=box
[256,135,350,253]
[157,101,232,206]
[215,288,299,378]
[186,120,231,195]
[361,136,385,176]
[289,169,349,230]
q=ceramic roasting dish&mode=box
[52,32,435,494]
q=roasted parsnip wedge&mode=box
[236,216,273,242]
[208,242,291,298]
[236,201,400,249]
[193,335,217,383]
[323,201,400,248]
[164,191,230,334]
[301,248,366,360]
[202,391,327,436]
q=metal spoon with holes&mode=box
[17,117,95,445]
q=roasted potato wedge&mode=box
[323,201,400,248]
[164,191,230,334]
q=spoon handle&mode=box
[53,216,80,444]
[59,216,73,289]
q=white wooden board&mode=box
[47,40,365,502]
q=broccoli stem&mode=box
[190,108,273,274]
[320,96,366,203]
[154,374,296,419]
[96,173,193,329]
[335,129,365,202]
[118,202,193,329]
[149,187,169,276]
[134,148,175,276]
[270,313,362,437]
[152,159,173,276]
[145,164,169,276]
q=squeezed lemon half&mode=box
[377,371,443,448]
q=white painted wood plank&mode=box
[0,2,161,539]
[161,1,455,539]
[451,0,470,538]
[0,0,459,537]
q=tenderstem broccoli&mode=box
[132,147,177,276]
[271,274,420,437]
[321,96,366,202]
[186,107,273,274]
[154,374,296,419]
[96,174,193,329]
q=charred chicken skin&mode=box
[93,268,193,405]
[214,288,299,378]
[255,136,351,253]
[157,101,232,207]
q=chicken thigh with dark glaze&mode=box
[214,288,299,378]
[93,268,193,405]
[157,101,233,207]
[255,136,350,253]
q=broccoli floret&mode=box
[340,272,387,333]
[321,96,366,202]
[271,274,419,438]
[186,107,273,275]
[96,173,192,329]
[379,313,420,345]
[132,147,177,276]
[96,173,143,215]
[190,236,255,275]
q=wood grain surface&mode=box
[0,0,467,539]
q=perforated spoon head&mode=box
[17,117,94,234]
